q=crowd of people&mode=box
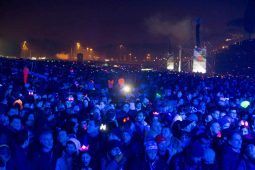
[0,57,255,170]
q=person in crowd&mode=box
[55,130,69,159]
[9,115,23,133]
[56,138,80,170]
[155,135,171,165]
[237,144,255,170]
[219,131,243,170]
[79,120,103,169]
[32,130,57,170]
[146,119,162,140]
[135,111,150,137]
[0,144,11,170]
[101,139,127,170]
[142,140,167,170]
[0,115,9,128]
[170,141,204,170]
[80,151,92,170]
[8,130,30,170]
[202,148,218,170]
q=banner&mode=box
[192,47,206,73]
[167,56,174,70]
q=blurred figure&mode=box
[0,145,11,170]
[170,141,204,170]
[55,130,69,158]
[9,116,22,132]
[80,152,92,170]
[219,132,242,170]
[155,135,170,165]
[8,130,30,170]
[32,130,57,170]
[0,115,9,127]
[142,141,167,170]
[237,144,255,170]
[146,119,162,140]
[56,138,80,170]
[135,111,150,137]
[211,110,220,121]
[101,140,127,170]
[202,148,218,170]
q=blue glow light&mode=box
[241,101,250,108]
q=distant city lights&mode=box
[225,38,232,42]
[141,68,153,71]
[222,45,229,49]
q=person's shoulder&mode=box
[56,156,67,170]
[31,150,41,158]
[169,152,184,170]
[220,143,230,151]
[56,155,65,163]
[236,157,246,169]
[156,156,168,165]
[170,151,185,163]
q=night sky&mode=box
[0,0,249,57]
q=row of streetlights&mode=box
[76,42,93,52]
[20,40,169,62]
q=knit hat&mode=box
[0,144,10,152]
[145,141,158,151]
[0,144,11,159]
[68,138,81,154]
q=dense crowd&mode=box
[0,57,255,170]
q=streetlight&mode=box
[21,41,30,58]
[119,44,124,49]
[146,53,151,61]
[76,42,81,50]
[22,41,28,51]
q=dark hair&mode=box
[208,120,219,129]
[9,115,21,123]
[39,129,53,138]
[15,129,28,145]
[227,130,241,141]
[22,112,35,123]
[245,144,255,157]
[171,120,182,138]
[136,111,144,117]
[65,121,77,134]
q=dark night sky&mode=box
[0,0,249,57]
